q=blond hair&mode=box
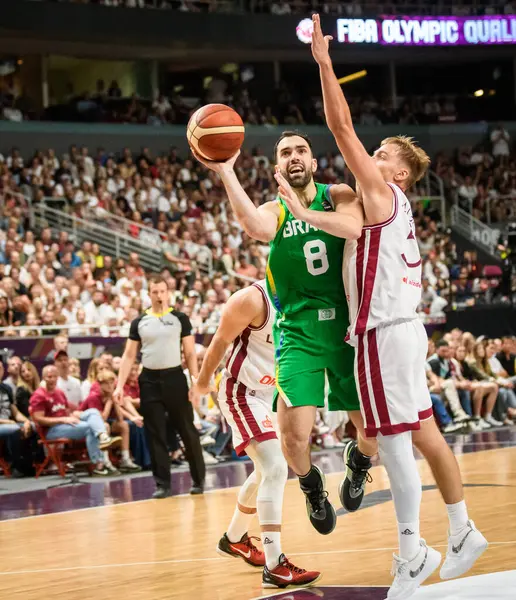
[87,358,101,383]
[19,361,40,393]
[381,135,431,188]
[97,369,116,383]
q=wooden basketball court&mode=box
[0,444,514,600]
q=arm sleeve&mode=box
[176,311,193,338]
[129,315,142,342]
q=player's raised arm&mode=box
[192,286,265,398]
[311,14,392,223]
[274,170,363,239]
[192,150,279,242]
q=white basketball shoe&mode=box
[440,520,488,580]
[387,539,441,600]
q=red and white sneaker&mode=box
[216,532,265,568]
[262,554,321,589]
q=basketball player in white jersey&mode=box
[190,281,320,589]
[273,14,488,600]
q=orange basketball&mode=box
[187,104,245,162]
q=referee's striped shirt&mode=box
[129,308,193,370]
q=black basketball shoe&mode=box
[338,440,372,512]
[299,465,336,535]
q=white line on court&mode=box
[0,541,514,577]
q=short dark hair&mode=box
[273,130,313,162]
[436,340,449,348]
[148,275,167,288]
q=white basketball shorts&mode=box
[354,319,433,438]
[218,373,277,456]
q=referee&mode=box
[115,276,205,498]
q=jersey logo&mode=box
[262,416,274,429]
[259,375,276,386]
[283,219,319,238]
[322,199,333,212]
[401,231,422,268]
[318,308,336,321]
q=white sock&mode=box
[262,531,282,569]
[227,470,260,543]
[378,432,422,561]
[102,451,112,466]
[446,500,469,535]
[398,522,421,561]
[226,505,256,543]
[121,450,130,461]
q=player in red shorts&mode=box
[190,281,320,589]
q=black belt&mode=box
[141,366,183,374]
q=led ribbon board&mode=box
[296,16,516,46]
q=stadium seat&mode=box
[483,265,503,277]
[30,410,94,478]
[0,441,11,478]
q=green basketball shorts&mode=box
[272,307,360,413]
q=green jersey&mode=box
[266,182,347,317]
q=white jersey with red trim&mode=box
[343,183,422,345]
[224,280,276,395]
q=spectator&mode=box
[0,361,33,475]
[81,358,101,399]
[466,342,503,428]
[14,361,40,418]
[490,123,510,165]
[485,340,516,422]
[30,365,120,476]
[123,362,141,409]
[69,357,82,379]
[3,356,22,394]
[426,340,471,424]
[79,369,141,474]
[54,350,83,409]
[497,336,516,380]
[426,368,462,433]
[45,334,68,362]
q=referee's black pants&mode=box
[139,366,206,489]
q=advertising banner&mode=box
[296,15,516,47]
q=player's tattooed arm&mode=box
[311,13,392,221]
[274,172,362,240]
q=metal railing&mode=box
[42,197,166,250]
[411,170,447,227]
[33,203,163,272]
[450,204,501,259]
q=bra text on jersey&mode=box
[283,220,319,238]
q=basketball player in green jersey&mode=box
[192,131,376,536]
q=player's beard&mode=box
[281,166,312,189]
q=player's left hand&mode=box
[311,14,333,66]
[189,381,209,410]
[274,167,307,221]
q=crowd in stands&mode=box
[0,136,513,340]
[0,129,513,478]
[1,331,515,477]
[32,76,464,127]
[38,0,516,17]
[0,341,224,477]
[436,123,516,226]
